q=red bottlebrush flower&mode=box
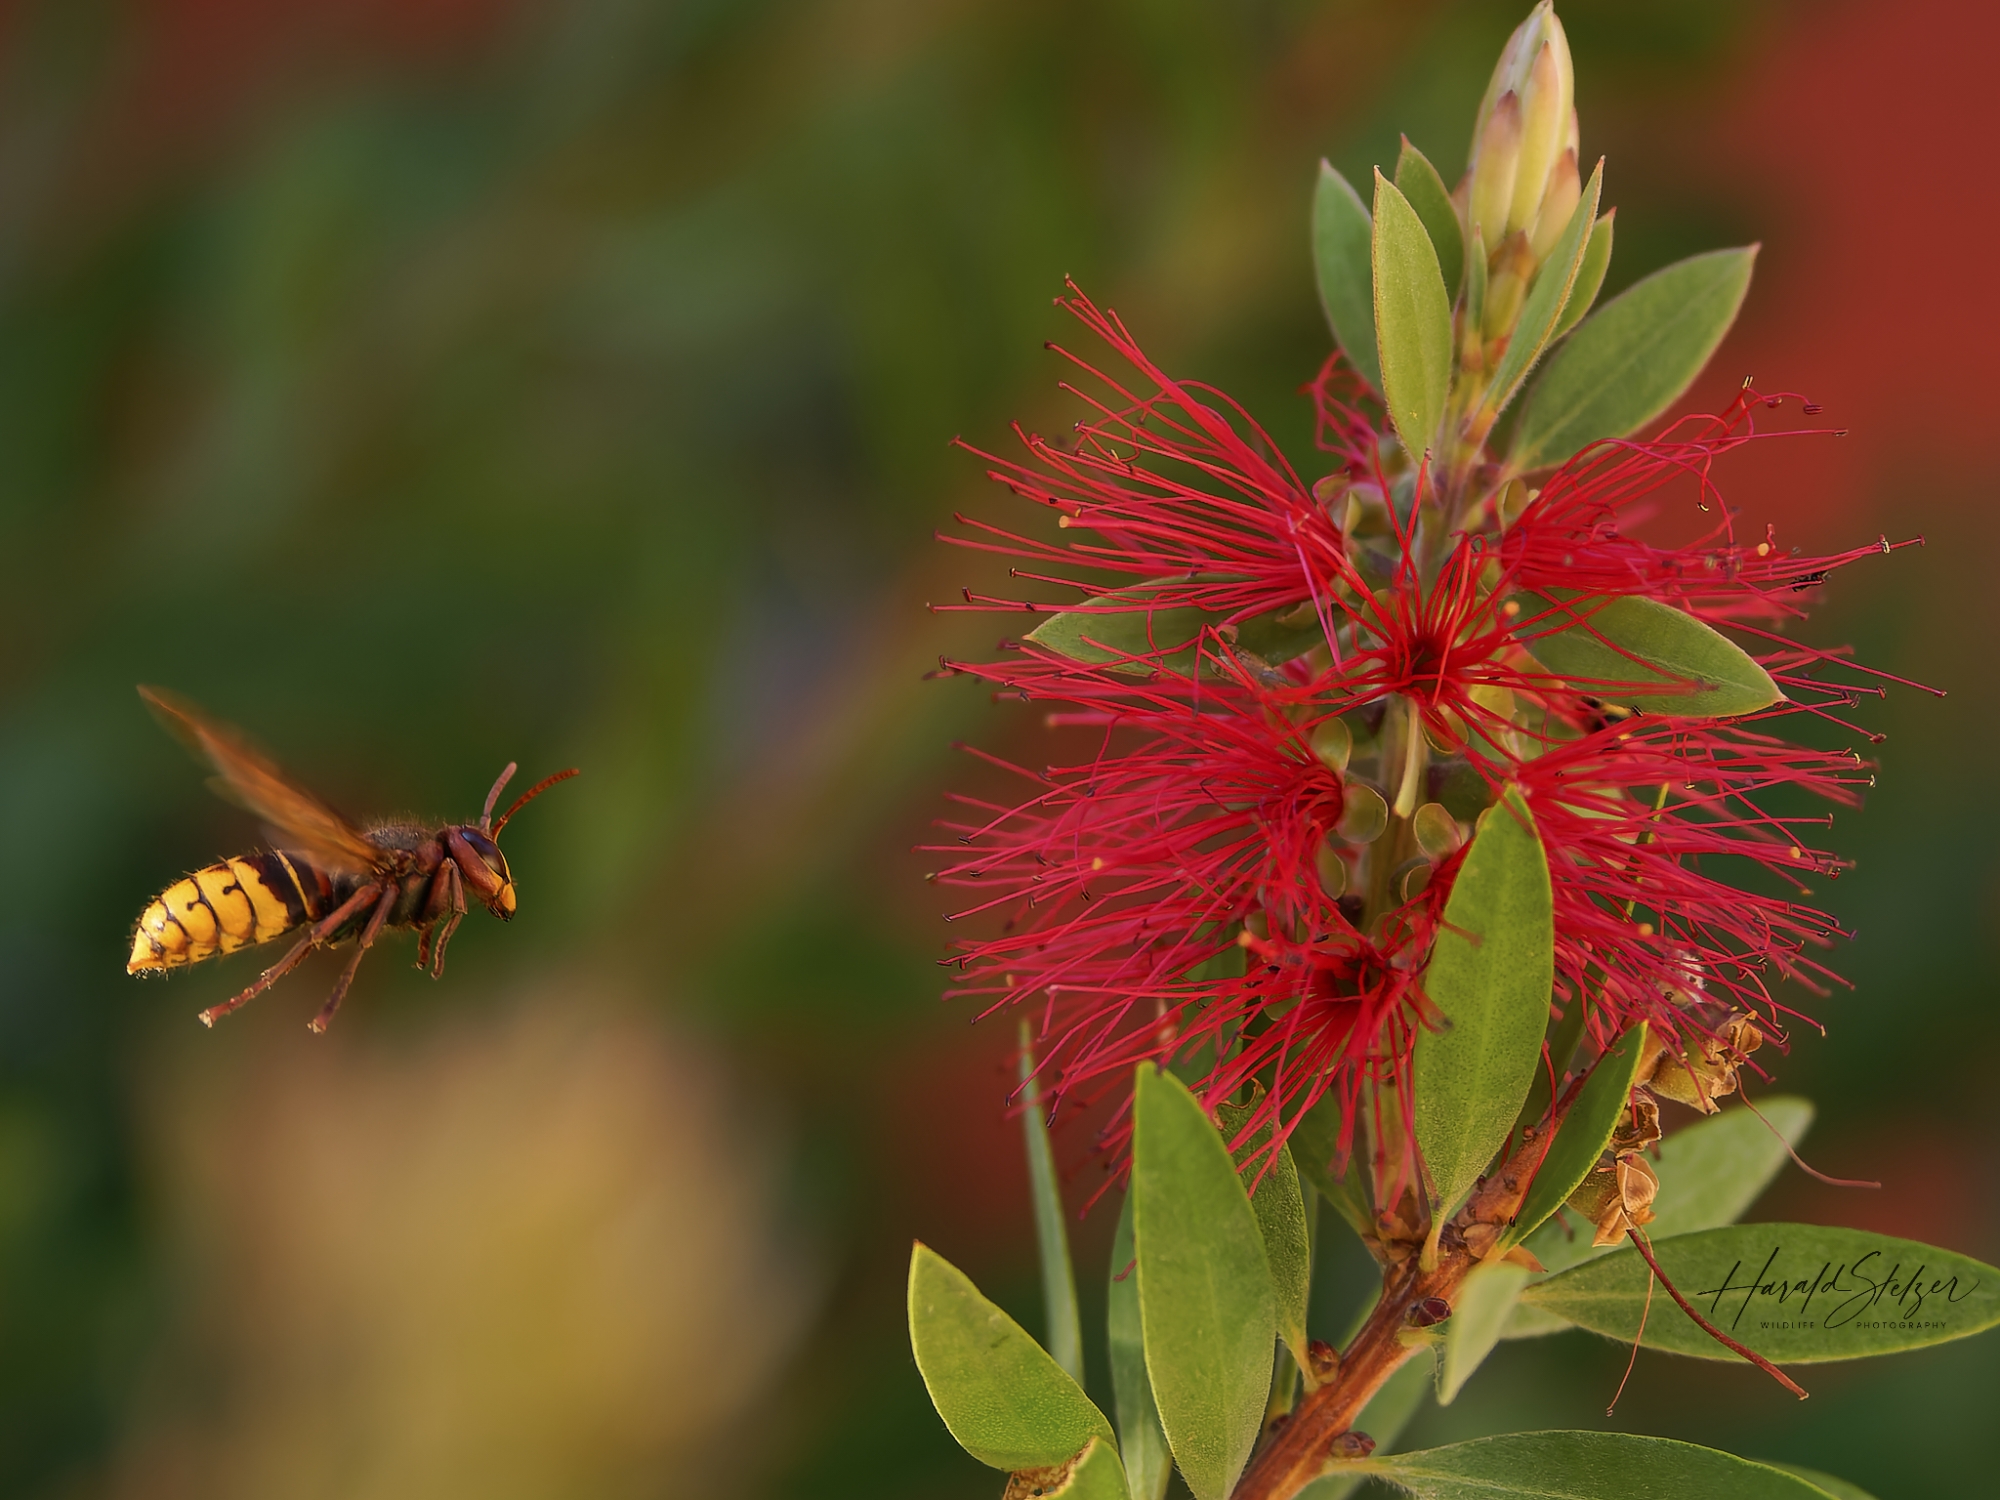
[930,285,1923,1188]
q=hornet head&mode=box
[447,762,580,920]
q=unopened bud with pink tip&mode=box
[1528,145,1581,261]
[1464,3,1576,257]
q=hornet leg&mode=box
[415,859,465,978]
[415,862,449,972]
[426,861,467,980]
[308,883,398,1035]
[197,882,382,1028]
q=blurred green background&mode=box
[0,0,1991,1496]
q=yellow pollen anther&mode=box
[1091,857,1104,870]
[1635,922,1655,937]
[1058,515,1073,527]
[1756,542,1771,556]
[1236,929,1256,948]
[1789,846,1802,858]
[1503,599,1521,616]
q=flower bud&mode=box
[1465,4,1577,251]
[1508,39,1571,234]
[1527,147,1581,262]
[1466,90,1521,244]
[1307,1339,1340,1381]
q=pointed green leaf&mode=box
[1508,1023,1650,1248]
[1356,1431,1847,1498]
[1314,162,1381,393]
[1642,1097,1815,1243]
[1479,160,1602,424]
[907,1243,1114,1471]
[1394,137,1463,295]
[1012,1437,1132,1500]
[1516,591,1781,717]
[1437,1260,1533,1405]
[1132,1065,1275,1500]
[1372,170,1454,461]
[1521,1224,2000,1362]
[1287,1093,1372,1240]
[1767,1464,1878,1500]
[1510,246,1757,471]
[1413,788,1554,1216]
[1026,583,1323,678]
[1550,209,1614,341]
[1505,993,1589,1159]
[1218,1100,1312,1367]
[1462,223,1487,354]
[1108,1193,1171,1500]
[1019,1025,1083,1384]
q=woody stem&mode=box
[1232,1123,1561,1500]
[1229,1260,1438,1500]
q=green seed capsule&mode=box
[1413,801,1465,860]
[1311,717,1353,773]
[1338,784,1389,844]
[1316,840,1348,899]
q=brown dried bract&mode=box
[1607,1093,1662,1155]
[1005,1452,1080,1499]
[1567,1152,1659,1247]
[1639,1012,1763,1114]
[1362,1186,1428,1267]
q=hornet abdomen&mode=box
[128,851,329,972]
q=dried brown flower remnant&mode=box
[1608,1093,1662,1156]
[1569,1151,1660,1247]
[1640,1012,1764,1114]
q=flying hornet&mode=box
[127,686,577,1032]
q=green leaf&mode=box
[1394,137,1463,296]
[1371,170,1454,461]
[1505,993,1589,1160]
[1462,223,1487,356]
[1767,1463,1879,1500]
[1437,1260,1533,1405]
[1508,1023,1650,1248]
[1019,1024,1084,1384]
[1356,1431,1847,1498]
[1012,1437,1132,1500]
[1510,245,1757,471]
[1550,209,1614,341]
[1522,1224,2000,1362]
[1516,591,1781,717]
[1643,1098,1815,1243]
[1025,584,1323,678]
[1479,160,1603,424]
[1131,1065,1275,1500]
[1217,1100,1313,1368]
[906,1243,1114,1471]
[1413,788,1554,1217]
[1108,1193,1172,1500]
[1314,162,1381,393]
[1287,1093,1373,1241]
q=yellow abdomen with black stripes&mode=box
[128,851,331,972]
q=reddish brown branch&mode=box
[1231,1116,1566,1500]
